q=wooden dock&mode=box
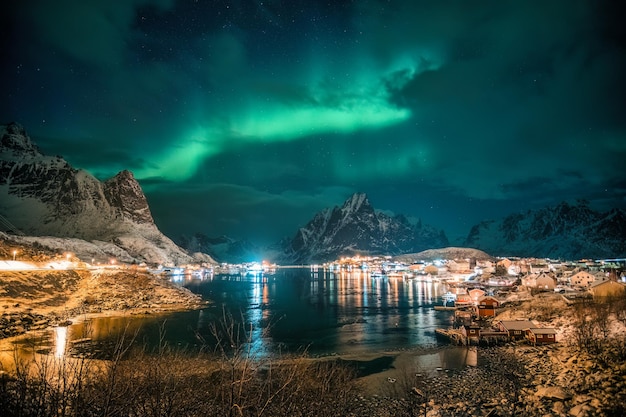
[435,328,466,344]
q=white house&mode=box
[569,271,596,289]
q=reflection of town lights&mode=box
[54,326,67,358]
[12,250,17,260]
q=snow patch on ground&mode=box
[0,261,37,270]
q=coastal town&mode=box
[2,239,626,416]
[315,253,626,346]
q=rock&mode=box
[552,400,566,415]
[535,386,572,401]
[568,403,593,417]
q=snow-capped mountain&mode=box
[464,201,626,259]
[0,122,212,265]
[282,193,449,264]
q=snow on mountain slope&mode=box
[464,201,626,259]
[282,193,448,264]
[0,123,214,265]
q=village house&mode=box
[455,293,472,307]
[496,258,512,270]
[468,288,486,303]
[525,327,557,345]
[454,309,474,326]
[521,273,539,288]
[588,280,626,298]
[461,323,481,344]
[558,264,578,280]
[479,328,510,344]
[497,319,536,341]
[476,259,494,273]
[521,272,556,291]
[535,273,557,291]
[515,259,532,274]
[447,259,471,273]
[548,260,563,271]
[475,295,500,318]
[408,263,425,272]
[494,258,526,274]
[569,271,597,289]
[529,261,551,274]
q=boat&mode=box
[442,291,457,305]
[370,270,386,278]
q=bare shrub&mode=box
[0,311,362,417]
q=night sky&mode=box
[2,1,625,245]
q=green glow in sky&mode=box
[233,101,410,140]
[139,127,219,181]
[138,72,412,182]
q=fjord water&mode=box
[65,268,458,357]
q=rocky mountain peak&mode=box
[103,170,154,224]
[0,122,42,156]
[464,201,626,259]
[0,123,205,265]
[283,194,448,264]
[342,192,370,214]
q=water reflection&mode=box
[54,326,67,358]
[414,347,478,375]
[23,269,455,361]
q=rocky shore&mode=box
[343,291,626,417]
[345,342,625,417]
[1,256,624,416]
[0,267,207,340]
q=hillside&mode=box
[0,236,206,339]
[464,201,626,259]
[394,247,493,263]
[0,122,213,266]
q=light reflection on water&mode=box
[414,346,478,375]
[95,269,452,356]
[54,326,67,358]
[6,269,479,372]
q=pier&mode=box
[435,328,466,344]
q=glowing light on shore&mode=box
[54,326,68,358]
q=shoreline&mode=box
[0,267,208,354]
[1,266,625,415]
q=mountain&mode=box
[464,201,626,259]
[0,122,213,265]
[281,193,449,264]
[177,234,267,264]
[394,247,493,263]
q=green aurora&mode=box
[1,0,625,245]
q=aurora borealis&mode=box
[2,1,625,245]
